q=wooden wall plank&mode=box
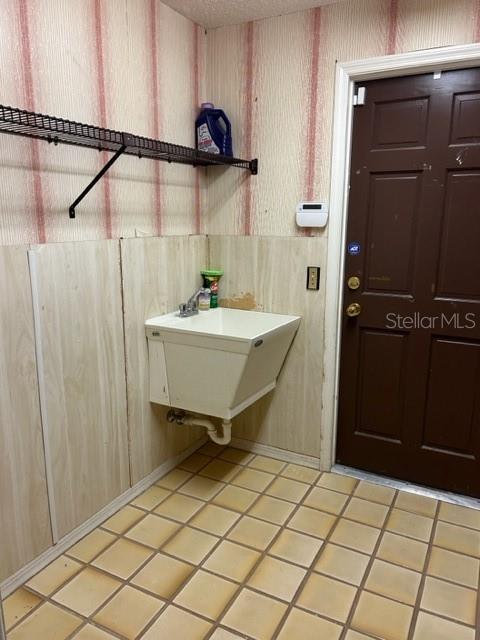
[121,236,208,484]
[0,246,52,581]
[31,240,129,538]
[209,235,326,457]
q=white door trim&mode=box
[320,43,480,470]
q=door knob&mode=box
[347,276,360,290]
[346,302,361,317]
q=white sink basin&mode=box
[145,307,301,420]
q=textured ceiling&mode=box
[161,0,347,28]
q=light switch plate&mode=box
[307,266,320,290]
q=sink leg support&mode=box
[167,410,232,445]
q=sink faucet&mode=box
[179,287,203,317]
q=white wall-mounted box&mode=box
[296,202,329,227]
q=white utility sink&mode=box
[145,307,301,420]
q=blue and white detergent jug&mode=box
[195,103,233,156]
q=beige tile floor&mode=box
[3,444,480,640]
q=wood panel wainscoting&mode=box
[209,236,326,459]
[29,241,130,539]
[0,237,208,586]
[120,236,207,484]
[0,234,324,593]
[0,246,52,581]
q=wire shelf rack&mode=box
[0,104,258,217]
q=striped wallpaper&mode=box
[0,1,479,244]
[0,0,206,245]
[206,0,480,236]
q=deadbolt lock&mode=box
[346,302,361,318]
[347,276,360,290]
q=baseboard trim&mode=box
[1,436,207,599]
[230,437,320,469]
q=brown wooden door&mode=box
[336,68,480,497]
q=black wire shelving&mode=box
[0,104,258,218]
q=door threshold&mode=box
[332,464,480,511]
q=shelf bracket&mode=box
[69,144,127,218]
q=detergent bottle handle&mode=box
[218,114,231,136]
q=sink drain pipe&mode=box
[167,410,232,445]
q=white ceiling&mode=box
[161,0,346,29]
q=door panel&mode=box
[450,92,480,144]
[372,97,429,149]
[422,337,480,457]
[337,68,480,497]
[436,171,480,301]
[356,330,408,442]
[365,173,421,295]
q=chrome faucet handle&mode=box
[179,301,199,317]
[179,287,203,317]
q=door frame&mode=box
[321,43,480,470]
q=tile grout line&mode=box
[6,449,229,638]
[5,560,99,636]
[13,555,126,640]
[268,476,362,640]
[5,447,480,640]
[405,500,441,640]
[64,617,126,640]
[289,485,402,633]
[102,489,480,551]
[205,462,335,639]
[4,457,212,636]
[86,490,476,640]
[7,499,479,637]
[335,487,401,640]
[135,449,303,639]
[6,461,477,639]
[1,435,209,600]
[406,500,480,636]
[91,449,255,637]
[41,499,475,639]
[8,457,477,638]
[134,453,348,637]
[231,477,428,633]
[121,455,273,638]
